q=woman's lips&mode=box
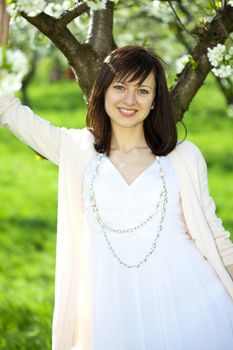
[118,108,137,117]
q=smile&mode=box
[118,108,137,117]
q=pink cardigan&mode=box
[1,96,233,350]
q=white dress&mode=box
[82,154,233,350]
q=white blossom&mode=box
[0,48,28,97]
[0,71,23,97]
[175,55,189,74]
[7,49,28,76]
[44,3,64,17]
[7,0,46,17]
[85,0,108,11]
[207,43,233,78]
[207,44,225,67]
[212,64,233,78]
[62,0,75,10]
[6,3,17,17]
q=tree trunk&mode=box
[0,0,10,46]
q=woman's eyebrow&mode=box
[113,81,153,89]
[139,84,153,89]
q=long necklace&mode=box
[88,153,168,269]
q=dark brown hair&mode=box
[86,45,177,156]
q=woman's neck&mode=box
[110,126,147,153]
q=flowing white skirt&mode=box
[82,154,233,350]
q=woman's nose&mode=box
[123,90,137,105]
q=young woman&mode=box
[1,45,233,350]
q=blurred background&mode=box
[0,1,233,349]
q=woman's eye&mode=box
[113,85,125,91]
[138,88,149,95]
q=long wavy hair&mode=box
[86,45,177,156]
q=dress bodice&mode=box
[82,154,188,251]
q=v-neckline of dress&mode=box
[104,155,158,188]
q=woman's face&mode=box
[104,71,156,130]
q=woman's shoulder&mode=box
[168,140,207,179]
[173,140,203,159]
[168,140,206,171]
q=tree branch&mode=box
[166,0,197,39]
[21,11,96,98]
[86,0,114,57]
[57,2,89,29]
[21,11,81,58]
[170,5,233,120]
[22,2,114,100]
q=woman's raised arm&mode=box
[0,95,63,165]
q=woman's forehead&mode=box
[113,71,156,86]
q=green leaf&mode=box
[188,55,197,69]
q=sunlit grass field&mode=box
[0,75,232,349]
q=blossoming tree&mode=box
[1,0,233,120]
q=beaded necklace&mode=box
[88,153,168,269]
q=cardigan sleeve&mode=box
[197,148,233,266]
[0,95,62,165]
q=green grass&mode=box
[0,76,232,349]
